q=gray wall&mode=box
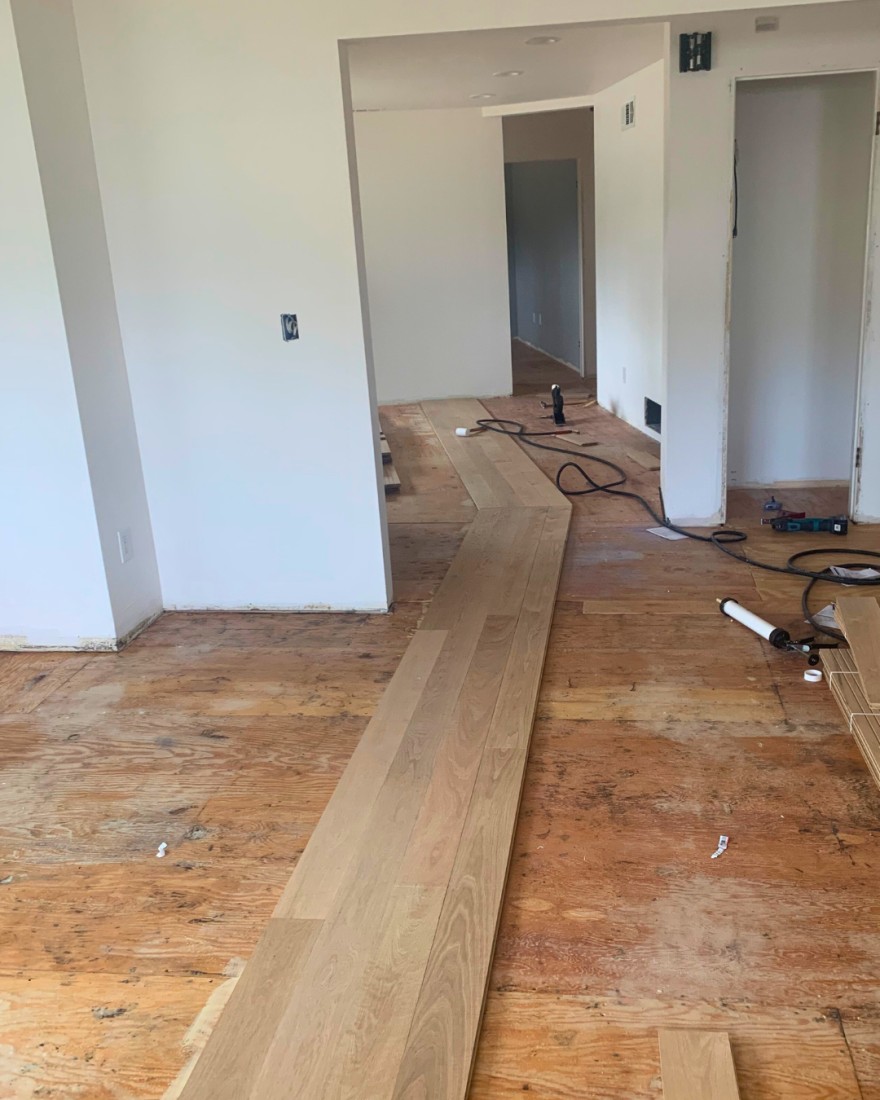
[505,159,581,370]
[503,108,594,375]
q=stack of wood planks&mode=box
[823,596,880,788]
[381,431,401,494]
[178,399,570,1099]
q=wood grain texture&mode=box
[7,365,880,1099]
[659,1029,741,1099]
[178,400,570,1100]
[837,597,880,708]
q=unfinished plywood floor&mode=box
[2,394,880,1099]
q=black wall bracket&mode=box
[679,31,712,73]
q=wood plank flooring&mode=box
[176,399,570,1098]
[2,390,880,1099]
[658,1029,741,1099]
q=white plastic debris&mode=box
[710,835,729,860]
[156,842,168,859]
[829,566,880,581]
[812,604,838,631]
[646,527,688,541]
[804,668,824,683]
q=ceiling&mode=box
[346,22,667,112]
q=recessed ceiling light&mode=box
[468,92,496,100]
[525,35,560,45]
[493,70,524,78]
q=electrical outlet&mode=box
[280,314,299,341]
[117,528,133,564]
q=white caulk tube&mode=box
[718,597,791,649]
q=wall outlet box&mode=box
[281,314,299,341]
[117,528,133,564]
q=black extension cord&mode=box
[474,417,880,642]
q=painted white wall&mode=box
[12,0,163,639]
[663,2,880,525]
[594,60,666,441]
[0,0,115,649]
[503,109,596,375]
[353,108,511,404]
[728,73,875,488]
[71,9,390,611]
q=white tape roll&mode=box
[804,668,823,683]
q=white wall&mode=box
[0,0,115,648]
[663,2,880,524]
[728,73,875,488]
[353,108,511,404]
[503,109,596,375]
[72,9,390,611]
[594,60,666,441]
[12,0,162,639]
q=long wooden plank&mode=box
[173,920,319,1097]
[837,597,880,708]
[392,507,569,1100]
[658,1029,741,1099]
[273,628,447,920]
[180,398,570,1100]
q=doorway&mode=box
[727,72,876,514]
[505,158,582,375]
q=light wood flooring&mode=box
[2,394,880,1098]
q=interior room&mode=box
[3,2,880,1097]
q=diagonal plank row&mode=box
[179,399,571,1099]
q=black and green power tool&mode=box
[770,515,848,535]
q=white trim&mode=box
[483,94,596,118]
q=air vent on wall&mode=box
[645,398,661,434]
[755,15,779,32]
[622,99,636,130]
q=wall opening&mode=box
[502,109,596,398]
[727,71,876,516]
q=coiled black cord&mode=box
[475,417,880,640]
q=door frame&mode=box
[723,67,880,518]
[504,154,587,377]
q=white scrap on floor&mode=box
[156,841,168,858]
[829,565,880,581]
[711,835,729,860]
[812,603,839,631]
[646,527,688,541]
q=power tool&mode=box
[769,515,848,535]
[550,384,565,425]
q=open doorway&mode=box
[727,71,876,519]
[502,109,596,397]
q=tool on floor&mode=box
[763,495,784,513]
[718,597,831,664]
[551,383,565,425]
[770,515,849,535]
[760,510,805,525]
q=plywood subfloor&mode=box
[2,393,880,1098]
